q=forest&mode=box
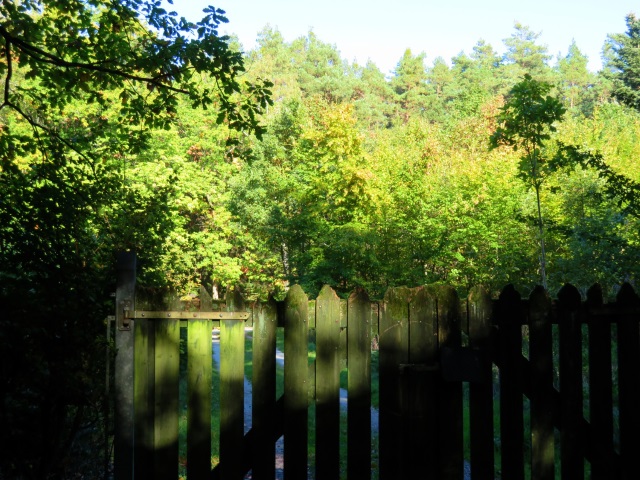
[0,1,639,478]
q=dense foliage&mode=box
[0,1,272,478]
[1,3,639,478]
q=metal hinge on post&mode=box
[118,300,133,331]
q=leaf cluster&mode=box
[489,74,566,187]
[553,143,640,218]
[0,0,273,147]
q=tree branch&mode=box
[2,32,12,107]
[4,96,100,171]
[0,25,191,96]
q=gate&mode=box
[113,252,640,479]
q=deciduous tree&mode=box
[490,74,566,288]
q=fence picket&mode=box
[284,285,309,478]
[347,288,372,480]
[407,286,438,479]
[557,284,583,478]
[153,317,180,480]
[315,285,341,479]
[187,319,213,480]
[529,286,554,480]
[133,316,153,478]
[468,286,494,480]
[378,286,411,479]
[114,258,640,480]
[616,283,640,480]
[436,286,464,478]
[251,297,278,480]
[586,284,615,479]
[220,290,245,480]
[496,284,525,480]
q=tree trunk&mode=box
[534,183,548,289]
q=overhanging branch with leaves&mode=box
[554,143,640,218]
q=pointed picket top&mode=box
[468,286,493,340]
[407,285,437,348]
[529,285,552,319]
[435,284,459,304]
[586,283,604,307]
[468,285,492,308]
[383,285,414,304]
[435,284,461,331]
[318,284,340,302]
[381,286,413,327]
[284,285,309,325]
[557,283,581,311]
[316,284,340,329]
[225,288,245,311]
[410,286,438,323]
[348,287,373,330]
[499,283,522,303]
[199,285,214,311]
[348,286,371,305]
[616,282,640,306]
[286,284,308,305]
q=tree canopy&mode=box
[0,0,272,150]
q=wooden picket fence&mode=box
[113,253,640,479]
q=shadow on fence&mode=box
[113,253,640,479]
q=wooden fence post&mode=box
[284,285,309,479]
[468,286,494,480]
[114,251,136,480]
[315,285,341,479]
[529,285,554,480]
[557,284,583,478]
[347,288,372,480]
[496,284,525,480]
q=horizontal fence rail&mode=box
[114,259,640,480]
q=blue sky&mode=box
[170,0,637,75]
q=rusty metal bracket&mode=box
[123,310,250,320]
[118,300,133,331]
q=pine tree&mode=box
[605,13,640,111]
